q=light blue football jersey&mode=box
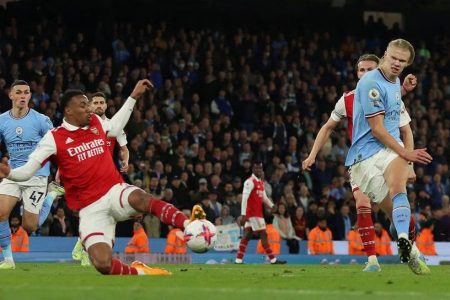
[0,109,53,176]
[345,69,402,167]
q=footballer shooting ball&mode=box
[184,219,217,253]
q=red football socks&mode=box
[109,259,138,275]
[148,199,188,230]
[357,206,376,256]
[236,238,249,260]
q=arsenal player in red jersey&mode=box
[235,161,286,264]
[302,54,425,273]
[0,79,206,275]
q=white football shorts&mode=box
[349,145,402,203]
[79,183,140,249]
[0,176,48,214]
[244,217,266,232]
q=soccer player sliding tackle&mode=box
[345,39,432,274]
[0,79,206,275]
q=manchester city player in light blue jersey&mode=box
[0,80,62,269]
[346,39,432,270]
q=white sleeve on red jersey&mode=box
[116,131,128,146]
[241,178,254,216]
[330,95,346,122]
[399,100,411,128]
[8,131,56,181]
[108,97,137,138]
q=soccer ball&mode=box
[184,219,217,253]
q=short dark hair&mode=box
[91,92,106,101]
[356,54,380,68]
[61,89,85,113]
[11,80,29,88]
[252,160,263,167]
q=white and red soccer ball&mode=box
[184,219,217,253]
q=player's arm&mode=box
[262,192,274,209]
[367,116,431,164]
[240,179,254,223]
[361,79,431,164]
[119,145,129,172]
[401,74,417,96]
[116,131,129,172]
[108,79,153,138]
[399,103,416,181]
[303,95,343,170]
[0,132,56,181]
[303,118,339,171]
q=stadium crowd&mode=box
[0,6,449,245]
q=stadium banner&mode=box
[214,223,241,251]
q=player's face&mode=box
[66,95,92,127]
[252,164,263,178]
[356,60,378,79]
[90,96,107,117]
[9,85,31,109]
[382,46,411,78]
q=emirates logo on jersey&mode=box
[90,127,99,135]
[67,139,105,162]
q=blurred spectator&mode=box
[374,222,393,256]
[50,207,72,237]
[416,220,437,255]
[308,217,334,255]
[347,225,364,255]
[125,221,150,253]
[10,215,29,252]
[273,203,300,253]
[164,227,187,254]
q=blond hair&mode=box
[387,39,415,65]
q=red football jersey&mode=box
[40,115,124,209]
[242,175,266,218]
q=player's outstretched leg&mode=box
[88,242,170,276]
[0,220,14,269]
[39,182,65,227]
[390,217,430,275]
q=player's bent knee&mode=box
[93,260,112,275]
[22,223,38,234]
[128,189,150,212]
[90,255,112,274]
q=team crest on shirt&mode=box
[368,88,380,100]
[395,91,401,101]
[369,88,381,107]
[15,127,23,135]
[90,127,99,135]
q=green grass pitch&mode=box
[0,263,449,300]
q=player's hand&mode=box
[130,79,154,99]
[302,156,315,171]
[0,157,11,179]
[270,206,278,214]
[402,74,417,94]
[120,160,129,173]
[407,163,416,183]
[239,215,246,226]
[402,148,432,165]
